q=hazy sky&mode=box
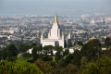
[0,0,111,17]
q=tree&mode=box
[81,39,102,60]
[55,46,63,52]
[81,56,111,74]
[80,56,88,69]
[32,45,43,61]
[0,43,18,60]
[0,59,43,74]
[19,43,32,52]
[63,49,69,56]
[55,46,63,61]
[54,46,63,56]
[61,64,79,74]
[60,50,81,66]
[105,37,111,49]
[34,59,53,74]
[43,45,54,56]
[51,64,79,74]
[77,41,84,46]
[32,47,38,61]
[98,56,111,74]
[71,50,81,66]
[81,62,98,74]
[42,45,54,61]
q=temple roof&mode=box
[54,16,58,24]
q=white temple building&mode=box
[41,16,64,48]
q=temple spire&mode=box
[54,16,58,24]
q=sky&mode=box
[0,0,111,17]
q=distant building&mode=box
[41,16,64,48]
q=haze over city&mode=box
[0,0,111,17]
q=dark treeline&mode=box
[0,37,111,74]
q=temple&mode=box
[41,16,64,48]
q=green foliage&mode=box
[1,39,111,74]
[98,56,111,74]
[34,59,53,74]
[32,46,38,60]
[71,50,81,65]
[54,46,63,51]
[81,62,98,74]
[77,41,84,46]
[19,44,32,52]
[80,57,88,69]
[80,56,111,74]
[0,43,18,60]
[105,37,111,49]
[54,46,63,62]
[60,50,81,66]
[81,39,102,60]
[43,45,54,51]
[0,59,43,74]
[43,45,54,56]
[61,64,79,74]
[42,56,52,61]
[51,64,79,74]
[63,49,69,56]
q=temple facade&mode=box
[41,16,64,48]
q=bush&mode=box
[0,59,43,74]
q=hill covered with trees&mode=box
[0,37,111,74]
